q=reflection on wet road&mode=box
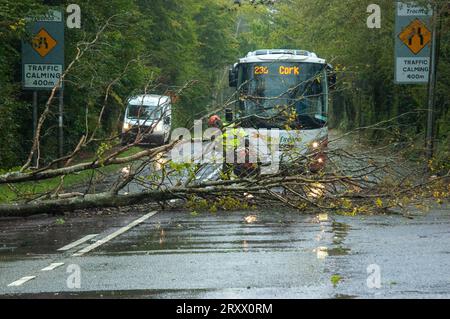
[97,212,323,255]
[0,204,449,298]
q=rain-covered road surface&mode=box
[0,203,449,299]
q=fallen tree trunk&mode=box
[0,190,177,216]
[0,183,257,216]
[0,142,175,185]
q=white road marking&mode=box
[7,276,36,287]
[41,262,65,271]
[57,234,98,251]
[72,211,158,257]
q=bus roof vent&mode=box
[248,49,317,57]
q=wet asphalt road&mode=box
[0,203,449,298]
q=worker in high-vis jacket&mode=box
[207,109,253,179]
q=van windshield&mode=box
[127,104,162,120]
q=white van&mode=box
[121,94,172,146]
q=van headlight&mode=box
[312,141,319,149]
[123,122,131,132]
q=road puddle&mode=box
[327,246,351,256]
[330,221,351,247]
[314,214,351,259]
[244,215,258,224]
[0,214,134,259]
[92,211,328,255]
[315,246,329,259]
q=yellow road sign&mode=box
[32,28,57,58]
[398,19,431,55]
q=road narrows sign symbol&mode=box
[32,28,57,57]
[398,19,431,55]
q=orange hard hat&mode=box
[208,115,222,128]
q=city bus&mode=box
[228,49,334,175]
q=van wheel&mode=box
[121,134,131,146]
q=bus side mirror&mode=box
[328,73,337,90]
[229,66,238,87]
[327,64,336,91]
[225,108,233,123]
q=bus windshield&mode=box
[237,62,328,129]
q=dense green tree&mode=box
[0,0,448,170]
[237,0,448,166]
[0,0,239,167]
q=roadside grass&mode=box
[0,146,142,204]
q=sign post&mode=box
[426,5,438,163]
[395,1,437,162]
[32,91,38,166]
[22,9,65,164]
